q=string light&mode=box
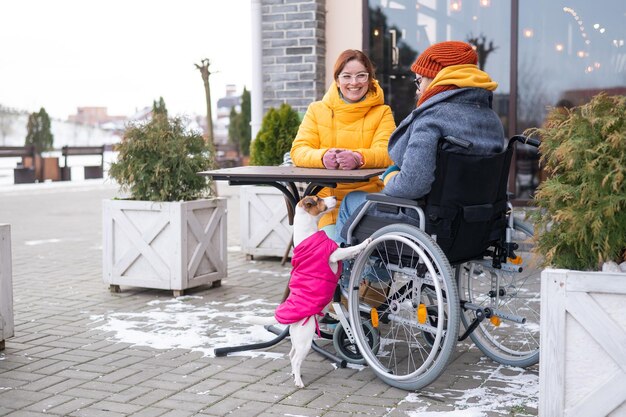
[563,7,591,46]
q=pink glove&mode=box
[336,150,363,170]
[322,148,340,169]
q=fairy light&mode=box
[450,1,461,12]
[563,6,591,46]
[555,43,564,52]
[523,28,534,38]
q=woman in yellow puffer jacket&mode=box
[290,49,395,238]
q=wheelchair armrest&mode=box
[345,193,426,244]
[365,193,421,207]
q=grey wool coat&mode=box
[383,88,506,200]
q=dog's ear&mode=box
[301,196,318,210]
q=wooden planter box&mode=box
[240,185,293,259]
[0,224,14,350]
[103,198,227,296]
[540,269,626,417]
[22,156,61,181]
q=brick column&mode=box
[261,0,326,115]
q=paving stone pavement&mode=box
[0,180,539,417]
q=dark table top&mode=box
[199,166,385,183]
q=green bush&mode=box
[109,115,215,202]
[528,93,626,270]
[250,103,300,166]
[25,107,54,154]
[228,87,251,156]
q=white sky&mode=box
[0,0,252,120]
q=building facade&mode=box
[257,0,625,199]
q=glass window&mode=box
[516,0,626,198]
[367,0,511,128]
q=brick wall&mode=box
[261,0,326,115]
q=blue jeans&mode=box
[320,224,336,240]
[334,191,368,245]
[335,191,391,288]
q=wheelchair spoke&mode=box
[458,219,540,367]
[347,225,459,390]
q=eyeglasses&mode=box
[414,76,423,90]
[338,72,369,83]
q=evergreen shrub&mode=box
[527,93,626,270]
[25,107,54,154]
[109,113,214,202]
[250,103,300,166]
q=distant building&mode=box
[214,84,242,146]
[67,107,127,127]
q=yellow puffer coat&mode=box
[290,80,395,228]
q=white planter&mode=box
[0,224,14,349]
[240,185,293,258]
[539,269,626,417]
[103,198,227,296]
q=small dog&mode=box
[244,195,370,387]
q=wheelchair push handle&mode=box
[443,135,473,149]
[510,134,541,148]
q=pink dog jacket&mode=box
[274,231,342,324]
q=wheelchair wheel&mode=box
[332,321,379,365]
[347,224,459,390]
[459,219,540,367]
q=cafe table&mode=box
[199,165,384,224]
[199,165,384,364]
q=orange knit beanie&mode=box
[411,41,478,78]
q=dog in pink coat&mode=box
[245,196,370,387]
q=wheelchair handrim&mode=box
[348,233,447,382]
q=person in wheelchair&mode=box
[334,40,506,290]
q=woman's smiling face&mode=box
[337,59,369,103]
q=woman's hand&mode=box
[322,148,341,169]
[336,150,363,170]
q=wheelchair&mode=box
[328,134,541,390]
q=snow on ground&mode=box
[0,151,116,187]
[90,294,283,359]
[90,290,538,416]
[402,364,538,416]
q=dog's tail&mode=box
[242,315,279,326]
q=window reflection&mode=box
[367,0,510,125]
[367,0,625,199]
[517,0,626,198]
